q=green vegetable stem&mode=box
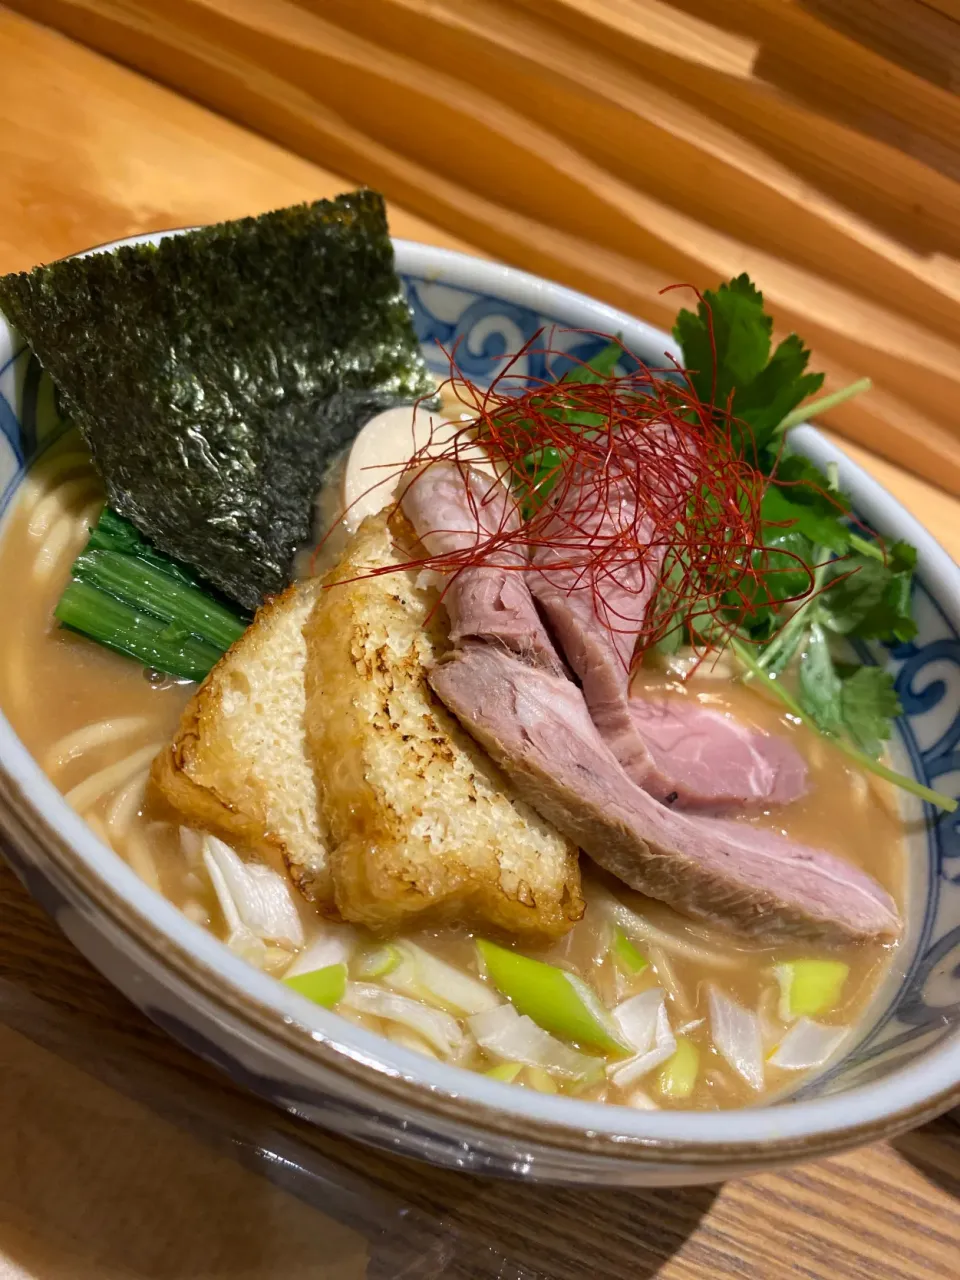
[56,507,248,682]
[477,938,629,1054]
[283,962,348,1008]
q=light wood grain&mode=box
[0,10,957,1279]
[0,6,469,273]
[12,0,960,494]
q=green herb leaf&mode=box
[674,275,771,408]
[820,542,918,643]
[0,190,434,610]
[731,523,814,641]
[797,622,845,736]
[562,338,623,385]
[765,455,852,553]
[673,275,824,463]
[838,665,902,758]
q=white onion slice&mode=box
[341,983,465,1059]
[385,942,500,1016]
[468,1005,600,1080]
[203,836,304,954]
[677,1018,705,1036]
[625,1089,659,1110]
[612,988,664,1055]
[708,985,764,1091]
[609,990,677,1088]
[769,1018,848,1071]
[285,925,358,978]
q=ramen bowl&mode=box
[0,235,957,1186]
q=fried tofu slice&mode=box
[151,581,332,906]
[303,512,584,938]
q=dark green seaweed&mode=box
[0,191,434,608]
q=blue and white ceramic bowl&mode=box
[0,235,957,1186]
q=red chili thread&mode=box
[326,328,831,662]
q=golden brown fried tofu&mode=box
[304,513,584,938]
[151,581,333,906]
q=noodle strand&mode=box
[65,742,161,813]
[46,716,150,773]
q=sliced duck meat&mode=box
[402,462,565,675]
[628,698,809,810]
[429,641,899,945]
[530,464,807,810]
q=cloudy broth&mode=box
[0,433,906,1110]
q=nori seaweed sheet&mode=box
[0,190,434,609]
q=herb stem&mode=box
[848,533,885,561]
[778,378,872,432]
[729,638,957,812]
[753,556,828,678]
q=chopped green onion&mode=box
[355,944,403,980]
[657,1036,699,1100]
[775,960,849,1019]
[476,939,629,1054]
[525,1065,559,1093]
[386,942,500,1016]
[612,926,648,975]
[283,961,347,1008]
[485,1061,524,1083]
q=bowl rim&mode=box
[0,231,957,1168]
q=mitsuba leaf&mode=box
[798,623,844,737]
[674,275,771,409]
[838,666,901,758]
[563,338,623,385]
[798,628,902,757]
[732,334,822,428]
[731,524,814,641]
[761,468,850,554]
[820,541,917,643]
[673,275,824,466]
[0,190,434,609]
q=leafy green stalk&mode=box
[56,508,248,681]
[56,580,225,682]
[70,549,245,651]
[778,378,872,432]
[729,638,956,812]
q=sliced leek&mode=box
[477,939,629,1054]
[775,959,849,1019]
[284,961,348,1008]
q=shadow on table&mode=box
[892,1113,960,1201]
[0,976,720,1280]
[0,858,717,1280]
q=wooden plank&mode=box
[11,0,960,493]
[0,4,472,273]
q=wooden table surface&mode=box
[0,10,957,1279]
